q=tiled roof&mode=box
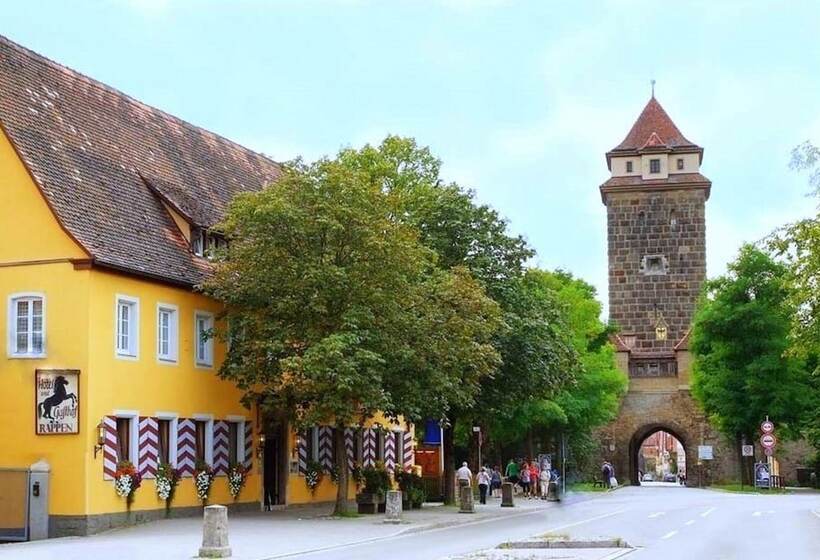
[0,34,282,286]
[600,172,711,189]
[610,97,699,153]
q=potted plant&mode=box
[113,460,142,509]
[356,462,390,514]
[194,460,215,504]
[227,462,248,500]
[155,462,181,513]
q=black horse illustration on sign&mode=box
[38,375,77,420]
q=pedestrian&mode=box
[539,464,551,499]
[602,461,611,489]
[477,467,490,504]
[529,460,539,495]
[505,458,520,493]
[456,461,473,488]
[491,466,503,497]
[520,461,531,498]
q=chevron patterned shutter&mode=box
[297,431,308,474]
[177,418,196,477]
[138,416,159,479]
[344,428,356,469]
[402,430,414,470]
[363,428,377,467]
[244,421,253,472]
[213,420,230,475]
[384,431,397,473]
[103,415,118,480]
[318,426,334,470]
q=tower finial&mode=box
[651,79,656,98]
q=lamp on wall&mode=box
[256,433,266,459]
[93,420,105,458]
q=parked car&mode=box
[642,473,654,482]
[663,473,677,483]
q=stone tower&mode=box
[598,96,736,485]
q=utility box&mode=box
[28,459,50,540]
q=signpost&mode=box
[760,434,777,449]
[473,426,481,471]
[741,445,754,457]
[758,417,776,487]
[697,445,713,460]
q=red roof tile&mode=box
[610,97,699,153]
[0,34,282,286]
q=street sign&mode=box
[761,420,774,434]
[760,434,777,448]
[754,462,771,488]
[698,445,713,460]
[764,447,774,457]
[472,426,480,433]
[742,445,754,457]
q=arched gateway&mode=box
[595,96,737,486]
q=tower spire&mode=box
[651,79,656,99]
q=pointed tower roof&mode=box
[610,97,699,152]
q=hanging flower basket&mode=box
[194,460,215,503]
[227,463,248,499]
[304,460,323,494]
[113,460,142,508]
[156,462,181,507]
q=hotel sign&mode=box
[35,369,80,435]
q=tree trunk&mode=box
[443,422,456,505]
[527,429,535,461]
[737,433,751,486]
[333,427,349,515]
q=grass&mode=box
[567,482,610,493]
[332,510,362,518]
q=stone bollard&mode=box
[384,490,403,524]
[500,482,515,507]
[199,505,231,558]
[458,485,475,513]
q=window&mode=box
[194,417,214,464]
[626,160,633,173]
[158,419,172,464]
[670,209,678,228]
[115,295,139,358]
[195,311,214,367]
[156,304,178,363]
[8,293,45,357]
[192,228,206,256]
[640,254,668,276]
[116,418,131,462]
[649,159,661,174]
[376,430,385,462]
[677,158,684,170]
[309,427,319,462]
[195,420,207,462]
[228,422,239,465]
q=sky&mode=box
[3,0,820,312]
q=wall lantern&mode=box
[93,420,105,458]
[257,433,266,459]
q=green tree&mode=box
[203,156,500,513]
[690,245,813,483]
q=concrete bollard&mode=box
[501,482,515,507]
[458,485,475,513]
[384,490,403,524]
[199,505,231,558]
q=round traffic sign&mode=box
[760,434,777,448]
[764,447,774,457]
[761,420,774,434]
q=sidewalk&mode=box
[0,496,570,560]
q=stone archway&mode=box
[629,423,690,486]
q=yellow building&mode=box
[0,35,413,538]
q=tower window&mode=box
[677,158,684,170]
[640,254,668,276]
[670,209,677,227]
[649,159,661,174]
[626,161,633,173]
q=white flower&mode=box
[114,474,133,498]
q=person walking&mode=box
[456,461,473,488]
[602,461,612,489]
[477,467,490,504]
[491,466,503,497]
[505,458,520,493]
[519,461,531,498]
[539,464,551,499]
[529,461,539,496]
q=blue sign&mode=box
[423,419,442,445]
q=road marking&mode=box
[661,530,678,540]
[648,511,666,518]
[545,508,630,533]
[767,510,774,514]
[700,507,716,518]
[752,511,762,517]
[813,509,820,519]
[685,520,696,526]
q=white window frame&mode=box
[7,292,46,358]
[226,415,247,466]
[193,413,214,465]
[155,412,179,467]
[156,303,179,364]
[194,310,215,368]
[113,409,139,469]
[114,295,140,360]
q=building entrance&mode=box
[262,421,288,509]
[634,429,686,485]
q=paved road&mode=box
[284,486,820,560]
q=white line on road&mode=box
[544,508,630,533]
[647,511,666,518]
[812,509,820,520]
[752,511,762,517]
[684,520,695,526]
[661,530,678,540]
[700,507,716,518]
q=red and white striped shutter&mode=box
[384,431,397,473]
[362,428,377,467]
[318,426,334,470]
[243,421,253,472]
[138,416,159,479]
[213,420,230,475]
[177,418,196,477]
[344,428,356,469]
[103,415,118,480]
[402,430,414,470]
[297,431,308,474]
